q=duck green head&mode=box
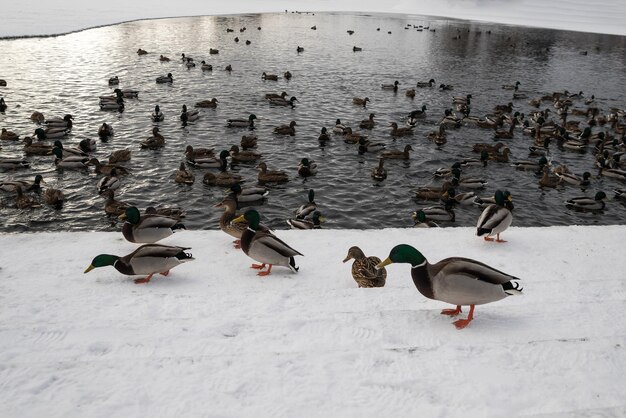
[219,150,230,160]
[321,127,327,134]
[233,209,261,230]
[538,156,548,166]
[300,158,311,167]
[377,244,426,269]
[52,147,64,159]
[230,184,242,194]
[34,174,44,185]
[120,206,141,224]
[84,254,119,273]
[249,114,257,121]
[413,210,427,223]
[595,191,607,201]
[35,128,46,139]
[494,190,506,205]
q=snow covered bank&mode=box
[1,226,625,416]
[2,0,626,38]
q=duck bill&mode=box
[342,254,351,263]
[232,214,246,224]
[84,265,95,273]
[118,213,127,220]
[375,257,393,270]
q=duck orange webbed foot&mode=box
[257,265,273,276]
[134,274,153,284]
[233,240,241,249]
[451,305,475,329]
[251,263,266,270]
[441,305,462,316]
[483,236,495,241]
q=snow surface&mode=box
[1,226,626,417]
[2,0,626,38]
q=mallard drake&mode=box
[274,121,297,136]
[140,127,165,149]
[180,104,199,124]
[137,48,148,55]
[452,94,472,105]
[343,246,387,288]
[473,142,503,155]
[598,165,626,180]
[262,72,278,81]
[185,145,214,159]
[446,188,476,205]
[52,147,89,169]
[187,150,230,169]
[156,73,173,83]
[45,114,73,129]
[43,187,64,208]
[512,156,548,172]
[407,105,427,125]
[413,204,455,222]
[85,244,194,284]
[100,189,130,216]
[476,190,513,242]
[88,158,130,176]
[284,71,292,80]
[358,137,386,153]
[0,174,44,192]
[390,122,414,137]
[152,105,164,122]
[98,122,114,138]
[381,80,400,91]
[318,127,331,142]
[241,135,258,149]
[202,171,243,187]
[333,119,348,135]
[232,209,302,276]
[186,60,196,69]
[502,81,520,90]
[227,114,257,128]
[359,113,376,129]
[459,151,489,168]
[451,168,487,189]
[30,111,45,123]
[174,162,195,185]
[99,97,124,112]
[427,125,447,145]
[159,55,170,62]
[97,168,121,194]
[195,98,218,108]
[294,189,316,219]
[15,186,41,209]
[353,97,369,107]
[108,149,131,164]
[200,61,212,71]
[556,171,591,187]
[1,128,19,141]
[494,120,517,139]
[565,191,606,211]
[416,79,435,87]
[379,144,412,160]
[298,158,317,177]
[23,137,52,155]
[376,245,522,329]
[79,138,97,154]
[269,96,298,107]
[287,211,324,229]
[433,162,462,178]
[119,206,186,243]
[265,91,288,100]
[372,158,387,181]
[539,166,559,188]
[342,127,367,144]
[230,183,268,203]
[412,210,440,227]
[257,162,289,184]
[0,79,6,86]
[52,140,87,158]
[230,145,261,162]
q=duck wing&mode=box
[135,215,180,230]
[252,230,303,257]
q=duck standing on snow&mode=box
[84,244,194,284]
[119,206,186,243]
[476,190,513,243]
[343,246,386,288]
[376,244,523,329]
[232,209,302,276]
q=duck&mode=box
[407,105,427,125]
[174,162,195,185]
[210,48,219,54]
[84,244,194,284]
[0,174,44,192]
[108,149,131,164]
[97,168,121,194]
[352,46,362,52]
[140,127,165,149]
[200,61,212,71]
[99,96,124,112]
[146,206,185,220]
[30,111,45,123]
[476,190,513,242]
[43,187,64,208]
[151,105,164,122]
[227,114,257,128]
[459,151,489,168]
[232,209,302,276]
[137,48,148,55]
[262,72,278,81]
[23,137,52,155]
[439,84,454,91]
[445,188,476,206]
[390,122,415,137]
[230,183,269,203]
[333,119,348,135]
[1,128,19,141]
[119,206,186,244]
[52,147,89,169]
[98,122,114,138]
[185,60,196,69]
[416,78,435,88]
[565,191,607,211]
[224,64,232,72]
[79,138,97,154]
[318,127,331,142]
[379,144,412,160]
[359,113,376,129]
[0,155,29,170]
[452,94,472,105]
[0,97,6,111]
[413,204,455,222]
[451,168,487,189]
[274,121,297,136]
[156,73,173,83]
[100,189,130,216]
[414,182,452,200]
[494,120,517,139]
[381,80,400,91]
[412,210,440,228]
[269,96,298,107]
[89,158,130,176]
[257,162,289,184]
[284,71,292,80]
[502,81,521,90]
[287,211,324,230]
[539,166,559,188]
[229,145,261,162]
[180,104,199,124]
[15,186,41,209]
[372,158,387,181]
[241,135,258,149]
[296,46,304,53]
[358,137,386,153]
[556,171,591,187]
[202,171,243,187]
[195,98,218,108]
[187,150,230,169]
[298,158,317,177]
[342,127,366,144]
[353,97,370,107]
[265,91,288,100]
[294,189,317,219]
[45,114,73,129]
[427,125,447,145]
[512,156,548,172]
[159,55,171,62]
[376,245,522,329]
[342,246,387,288]
[52,140,87,158]
[185,145,214,160]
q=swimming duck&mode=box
[202,171,243,187]
[298,158,317,177]
[353,97,369,107]
[614,189,626,200]
[79,138,97,154]
[318,128,331,142]
[359,113,376,129]
[232,209,302,276]
[413,204,455,222]
[99,96,124,112]
[108,149,131,164]
[407,105,427,125]
[390,122,415,137]
[100,189,130,216]
[381,80,399,91]
[97,168,121,194]
[439,84,454,91]
[34,126,67,141]
[174,162,195,185]
[269,96,298,107]
[358,137,386,154]
[265,91,288,100]
[230,145,261,162]
[274,121,297,136]
[294,189,317,219]
[15,186,41,209]
[0,80,6,86]
[416,78,435,88]
[287,211,324,230]
[98,122,114,138]
[185,145,214,160]
[0,174,44,192]
[85,244,194,284]
[30,111,45,123]
[23,137,52,155]
[52,147,89,169]
[186,60,196,69]
[342,127,367,144]
[333,119,348,135]
[140,127,165,149]
[187,150,230,169]
[451,168,487,189]
[376,244,522,329]
[195,98,218,108]
[284,71,292,79]
[137,48,148,55]
[343,246,387,288]
[43,187,64,208]
[89,158,130,176]
[180,104,199,124]
[556,171,591,187]
[427,125,447,145]
[200,61,212,71]
[119,206,186,244]
[122,90,139,100]
[494,120,517,139]
[46,114,73,129]
[565,191,606,211]
[1,128,19,141]
[379,144,412,160]
[159,55,170,62]
[257,162,289,184]
[372,158,387,181]
[227,114,257,129]
[152,105,164,122]
[412,210,440,227]
[156,73,173,83]
[230,183,269,203]
[512,156,549,172]
[241,135,258,149]
[414,182,452,200]
[262,72,278,81]
[502,81,520,90]
[539,166,559,188]
[0,156,29,170]
[108,76,119,85]
[476,190,513,242]
[52,140,87,158]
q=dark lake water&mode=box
[1,12,625,232]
